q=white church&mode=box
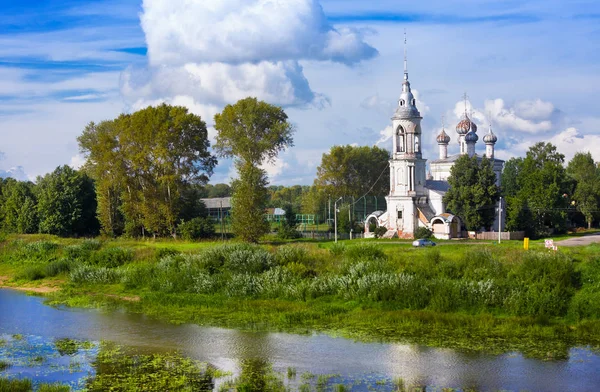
[365,48,504,240]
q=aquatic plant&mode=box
[0,378,32,392]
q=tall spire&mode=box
[463,92,468,115]
[403,29,408,81]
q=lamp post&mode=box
[334,197,343,243]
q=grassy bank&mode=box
[2,235,600,359]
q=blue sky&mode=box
[0,0,599,183]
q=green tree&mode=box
[214,97,294,243]
[567,152,600,229]
[78,104,217,237]
[501,157,523,198]
[443,155,500,231]
[277,203,301,239]
[206,183,232,198]
[0,179,39,234]
[315,145,390,199]
[504,143,570,237]
[36,165,99,236]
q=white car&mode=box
[412,239,436,247]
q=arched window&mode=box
[396,126,406,152]
[400,99,405,107]
[415,136,420,153]
[411,99,416,106]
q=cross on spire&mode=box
[463,92,469,115]
[403,29,408,80]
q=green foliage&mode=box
[0,378,32,392]
[277,204,301,239]
[70,266,121,284]
[16,265,46,281]
[214,98,294,243]
[504,143,570,238]
[36,165,99,237]
[220,359,285,392]
[45,259,73,277]
[85,343,214,392]
[0,179,39,234]
[567,152,600,229]
[415,227,433,239]
[315,145,390,199]
[89,247,133,268]
[444,155,500,231]
[78,104,217,237]
[230,163,270,243]
[38,385,71,392]
[373,226,388,238]
[178,217,215,240]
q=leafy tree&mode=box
[0,179,38,234]
[36,165,99,236]
[501,157,523,198]
[214,97,294,243]
[508,143,570,237]
[206,183,232,198]
[277,203,301,239]
[443,155,500,231]
[177,217,215,240]
[78,104,217,237]
[315,145,390,199]
[567,152,600,229]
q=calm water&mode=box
[1,288,599,391]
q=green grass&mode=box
[4,234,600,359]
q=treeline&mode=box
[502,143,600,238]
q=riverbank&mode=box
[2,235,600,360]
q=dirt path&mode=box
[0,275,62,294]
[557,233,600,247]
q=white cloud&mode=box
[140,0,376,66]
[514,99,555,120]
[260,157,290,182]
[69,154,86,170]
[124,0,376,110]
[376,125,394,146]
[548,127,600,162]
[0,166,29,182]
[452,98,553,134]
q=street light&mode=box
[334,197,343,243]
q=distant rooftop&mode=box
[200,197,231,209]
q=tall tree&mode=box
[0,179,39,234]
[504,142,570,237]
[214,97,294,243]
[567,152,600,229]
[78,104,217,237]
[315,145,390,199]
[36,165,99,237]
[443,155,500,231]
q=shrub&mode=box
[155,247,179,261]
[329,243,346,257]
[373,227,388,238]
[275,246,308,266]
[223,246,274,274]
[177,217,215,240]
[45,258,73,277]
[89,247,133,268]
[16,265,46,281]
[414,227,433,239]
[70,266,121,284]
[344,243,386,262]
[121,264,155,290]
[80,239,102,251]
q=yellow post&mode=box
[524,237,529,250]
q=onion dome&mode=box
[465,130,479,143]
[436,128,451,144]
[483,126,498,144]
[456,113,478,135]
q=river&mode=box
[0,288,599,391]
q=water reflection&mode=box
[1,289,600,391]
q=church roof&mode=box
[425,180,450,193]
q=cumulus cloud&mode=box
[548,127,600,162]
[0,166,29,182]
[123,0,377,111]
[140,0,377,66]
[69,154,86,170]
[260,157,290,182]
[452,98,553,134]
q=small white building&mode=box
[365,46,504,240]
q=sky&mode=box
[0,0,599,184]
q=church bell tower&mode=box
[385,32,428,238]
